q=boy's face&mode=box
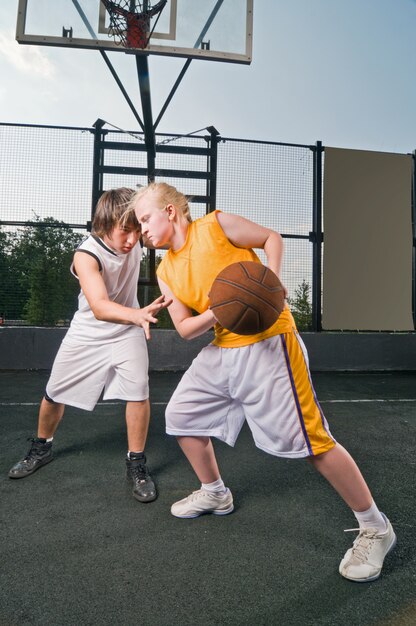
[103,224,140,255]
[134,194,172,248]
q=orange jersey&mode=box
[157,210,296,348]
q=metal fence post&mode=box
[91,118,106,230]
[205,126,220,213]
[412,151,416,328]
[312,141,324,331]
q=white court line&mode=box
[1,399,416,407]
[0,401,167,406]
[321,399,416,404]
[0,401,127,406]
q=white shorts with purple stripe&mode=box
[165,331,336,458]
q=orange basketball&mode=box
[208,261,285,335]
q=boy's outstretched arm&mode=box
[74,251,171,339]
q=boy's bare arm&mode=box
[158,277,216,340]
[216,212,284,278]
[73,251,171,339]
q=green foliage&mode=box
[1,219,83,325]
[0,231,17,318]
[287,280,312,331]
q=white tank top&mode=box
[66,235,143,344]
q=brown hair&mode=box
[92,188,139,237]
[131,182,192,223]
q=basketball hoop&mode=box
[101,0,167,50]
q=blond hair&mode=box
[92,188,139,237]
[131,182,192,224]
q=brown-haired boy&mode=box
[8,188,170,503]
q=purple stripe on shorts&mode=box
[280,335,313,456]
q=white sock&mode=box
[46,437,53,443]
[353,501,387,533]
[201,478,227,495]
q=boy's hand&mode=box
[133,295,172,339]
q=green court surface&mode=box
[1,370,415,626]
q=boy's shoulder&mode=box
[76,234,93,249]
[76,235,116,257]
[197,209,221,225]
[190,210,222,234]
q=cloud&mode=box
[0,30,55,78]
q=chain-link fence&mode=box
[0,122,315,329]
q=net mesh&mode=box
[102,0,166,49]
[0,123,315,329]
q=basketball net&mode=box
[101,0,167,50]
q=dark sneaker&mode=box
[8,438,53,479]
[126,454,157,503]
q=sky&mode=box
[1,0,416,154]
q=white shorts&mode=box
[166,332,336,458]
[46,332,149,411]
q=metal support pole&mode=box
[136,53,156,283]
[311,141,323,331]
[136,55,156,182]
[154,59,192,131]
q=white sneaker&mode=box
[171,488,234,519]
[339,514,396,582]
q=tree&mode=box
[9,218,83,325]
[287,280,312,331]
[0,230,12,320]
[0,228,29,321]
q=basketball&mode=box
[208,261,285,335]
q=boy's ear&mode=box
[166,204,176,220]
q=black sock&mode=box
[128,451,145,461]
